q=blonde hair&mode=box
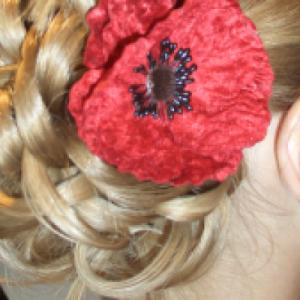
[0,0,299,299]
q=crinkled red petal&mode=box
[84,0,176,69]
[69,0,274,186]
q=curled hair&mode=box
[0,0,300,299]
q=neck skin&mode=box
[164,112,300,300]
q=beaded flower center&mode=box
[129,37,197,120]
[150,65,175,100]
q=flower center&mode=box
[129,37,197,120]
[149,65,176,101]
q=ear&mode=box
[276,98,300,198]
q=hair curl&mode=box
[0,0,300,299]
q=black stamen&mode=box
[133,65,147,74]
[129,37,197,120]
[147,53,156,69]
[160,51,170,63]
[161,38,171,49]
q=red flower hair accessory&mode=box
[69,0,274,186]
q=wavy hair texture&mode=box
[0,0,299,299]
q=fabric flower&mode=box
[69,0,274,186]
